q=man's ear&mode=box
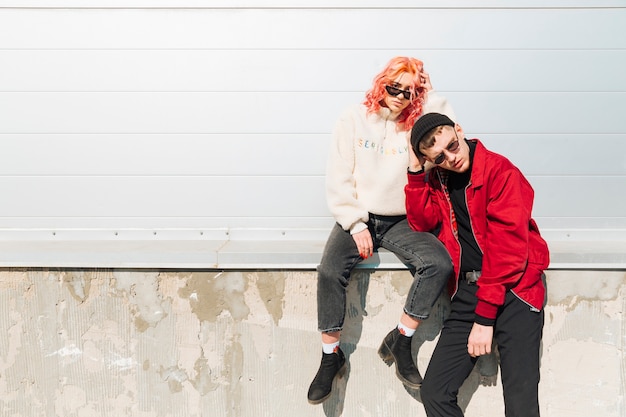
[454,123,464,138]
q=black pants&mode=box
[421,280,544,417]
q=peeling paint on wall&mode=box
[547,270,626,305]
[63,270,92,303]
[178,272,250,323]
[115,271,167,331]
[0,269,624,417]
[254,272,286,325]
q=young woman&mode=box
[308,56,455,405]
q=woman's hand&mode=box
[352,229,374,259]
[419,70,433,92]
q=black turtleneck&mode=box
[447,140,482,272]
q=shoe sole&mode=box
[307,362,347,405]
[377,340,422,389]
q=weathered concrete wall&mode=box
[0,269,624,416]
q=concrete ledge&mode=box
[0,238,625,270]
[545,240,626,269]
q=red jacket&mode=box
[405,139,550,320]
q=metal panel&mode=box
[0,176,330,217]
[0,240,222,268]
[1,0,624,9]
[532,177,626,218]
[0,134,330,176]
[0,216,336,232]
[477,134,626,176]
[0,174,623,223]
[1,92,624,134]
[1,49,624,92]
[1,133,624,177]
[0,8,624,49]
[0,4,623,266]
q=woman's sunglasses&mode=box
[385,85,412,100]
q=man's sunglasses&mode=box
[385,85,412,100]
[433,139,460,165]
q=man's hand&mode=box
[467,323,494,357]
[407,133,427,172]
[352,229,374,259]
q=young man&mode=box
[405,113,549,417]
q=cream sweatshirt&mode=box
[325,91,455,234]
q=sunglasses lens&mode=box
[386,85,410,100]
[434,140,459,165]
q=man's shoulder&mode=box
[471,139,524,181]
[474,140,514,166]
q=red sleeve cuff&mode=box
[475,299,499,320]
[407,171,427,184]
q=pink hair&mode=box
[363,56,427,132]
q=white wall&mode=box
[0,1,625,267]
[0,3,625,417]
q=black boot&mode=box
[307,348,346,404]
[378,328,422,388]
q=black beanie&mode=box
[410,112,456,154]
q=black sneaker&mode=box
[307,348,347,404]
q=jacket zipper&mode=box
[511,290,541,312]
[436,169,462,298]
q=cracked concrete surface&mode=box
[0,269,624,416]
